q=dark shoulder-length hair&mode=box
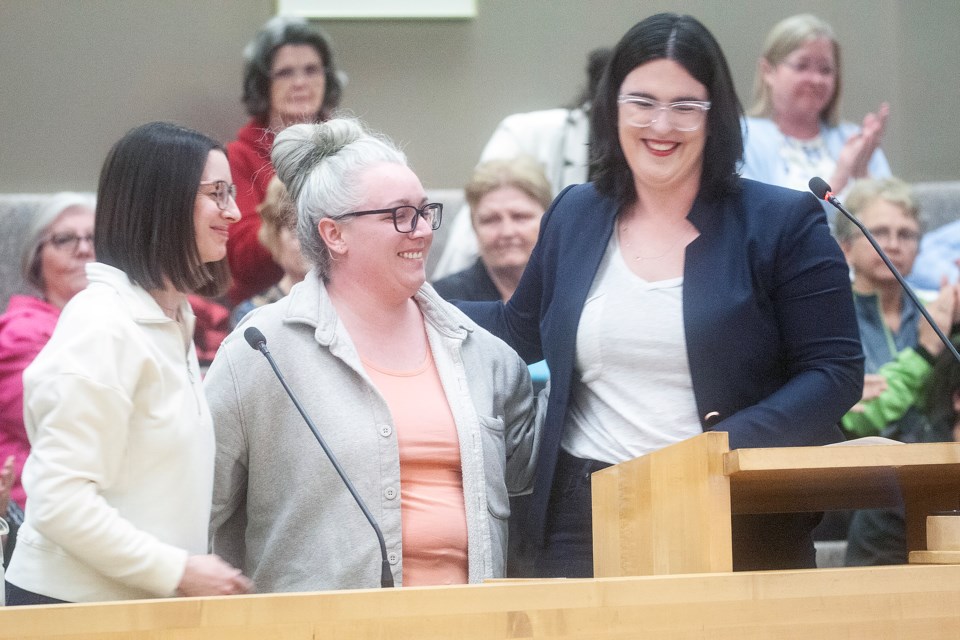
[94,121,230,298]
[591,13,744,207]
[242,16,343,123]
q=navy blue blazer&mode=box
[461,178,864,546]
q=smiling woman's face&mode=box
[617,58,709,195]
[194,150,240,264]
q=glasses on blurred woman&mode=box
[617,96,711,131]
[199,180,238,211]
[44,232,95,254]
[333,203,443,234]
[270,64,325,82]
[864,226,921,245]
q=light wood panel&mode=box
[592,431,733,577]
[593,434,960,576]
[1,565,959,639]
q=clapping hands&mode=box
[832,102,890,193]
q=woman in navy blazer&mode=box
[460,13,863,577]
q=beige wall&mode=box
[0,0,957,193]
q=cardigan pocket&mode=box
[478,415,510,520]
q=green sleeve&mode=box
[841,347,933,437]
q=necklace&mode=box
[620,222,689,261]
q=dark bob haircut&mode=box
[591,13,744,207]
[94,121,231,298]
[242,16,343,123]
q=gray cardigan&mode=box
[205,274,537,591]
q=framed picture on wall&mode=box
[276,0,476,19]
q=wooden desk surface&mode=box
[1,565,959,639]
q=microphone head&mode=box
[243,326,267,351]
[809,177,832,201]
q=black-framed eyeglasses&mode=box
[43,232,95,254]
[332,203,443,234]
[199,180,237,211]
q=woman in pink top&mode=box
[0,193,96,511]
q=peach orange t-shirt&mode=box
[362,348,468,586]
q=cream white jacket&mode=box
[6,263,214,602]
[206,274,538,592]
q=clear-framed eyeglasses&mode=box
[617,96,711,131]
[332,203,443,234]
[43,232,94,254]
[199,180,238,211]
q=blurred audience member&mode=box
[5,122,251,605]
[432,157,551,302]
[836,178,960,439]
[230,176,308,326]
[226,16,344,305]
[0,193,95,511]
[908,216,960,293]
[433,47,611,278]
[742,14,890,198]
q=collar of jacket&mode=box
[84,262,195,331]
[280,271,475,347]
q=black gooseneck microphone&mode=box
[809,177,960,365]
[243,326,395,588]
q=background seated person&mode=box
[836,178,960,440]
[230,175,308,326]
[226,16,344,305]
[0,193,95,515]
[433,47,610,278]
[206,118,538,592]
[432,156,551,303]
[741,14,890,199]
[832,177,960,564]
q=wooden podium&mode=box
[592,432,960,577]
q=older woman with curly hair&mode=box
[226,16,344,305]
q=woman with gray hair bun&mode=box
[226,15,345,306]
[206,117,539,592]
[0,193,95,514]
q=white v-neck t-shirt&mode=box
[561,232,702,464]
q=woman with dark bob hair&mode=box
[4,122,252,604]
[226,16,344,306]
[459,13,864,577]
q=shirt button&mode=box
[387,552,399,565]
[384,487,397,500]
[378,424,392,437]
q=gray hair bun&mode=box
[272,118,365,201]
